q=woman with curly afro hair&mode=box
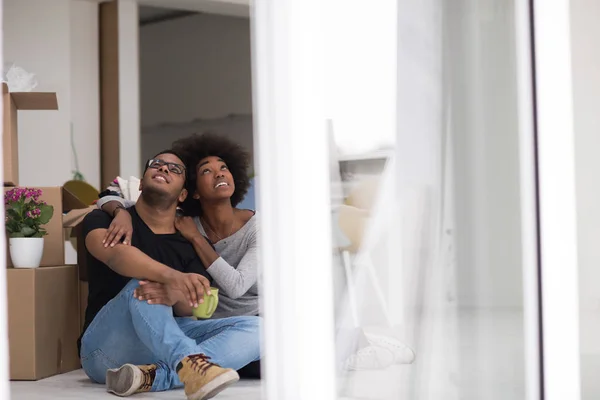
[96,132,261,378]
[170,133,258,316]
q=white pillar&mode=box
[117,0,141,178]
[70,0,100,189]
[252,0,337,399]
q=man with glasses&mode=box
[79,150,260,400]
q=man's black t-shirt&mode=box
[77,207,211,353]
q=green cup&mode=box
[192,288,219,319]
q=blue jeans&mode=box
[80,279,261,392]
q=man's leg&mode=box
[81,279,205,391]
[176,316,261,371]
[238,361,262,379]
[144,316,262,390]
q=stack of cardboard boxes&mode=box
[3,83,94,380]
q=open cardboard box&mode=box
[2,83,58,185]
[6,186,95,267]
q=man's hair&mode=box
[172,132,251,216]
[152,149,185,161]
[144,149,187,177]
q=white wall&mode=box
[140,10,253,166]
[4,0,72,187]
[70,0,100,189]
[571,0,600,314]
[571,2,600,397]
[3,0,100,189]
[139,12,252,162]
[141,114,253,167]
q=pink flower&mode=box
[5,187,45,206]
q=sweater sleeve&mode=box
[206,227,258,299]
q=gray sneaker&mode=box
[106,363,156,396]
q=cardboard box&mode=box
[7,266,81,380]
[2,83,58,185]
[80,281,89,332]
[63,206,95,281]
[6,186,91,268]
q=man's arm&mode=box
[86,229,209,307]
[83,210,210,307]
[169,249,214,316]
[133,281,195,317]
[85,228,176,284]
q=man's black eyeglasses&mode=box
[146,159,186,175]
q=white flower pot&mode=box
[9,237,44,268]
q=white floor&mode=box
[11,308,573,400]
[10,369,263,400]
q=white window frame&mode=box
[0,0,578,398]
[253,0,582,399]
[532,0,582,399]
[0,0,8,396]
[0,0,10,392]
[515,1,542,399]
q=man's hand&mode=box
[164,270,211,308]
[103,208,133,247]
[134,281,179,306]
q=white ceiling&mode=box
[74,0,250,19]
[137,0,249,18]
[139,6,195,24]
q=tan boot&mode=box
[176,354,240,400]
[106,363,156,396]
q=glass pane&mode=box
[324,1,533,399]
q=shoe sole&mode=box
[187,369,240,400]
[106,364,143,397]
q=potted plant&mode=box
[5,187,54,268]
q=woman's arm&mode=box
[174,217,220,266]
[100,197,128,217]
[96,179,137,246]
[97,195,135,213]
[174,216,258,299]
[200,241,258,299]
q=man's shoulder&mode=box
[82,209,113,237]
[83,209,111,226]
